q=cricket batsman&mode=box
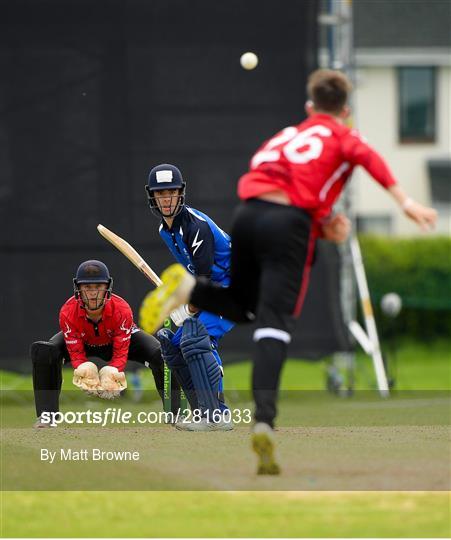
[31,259,165,427]
[140,164,234,431]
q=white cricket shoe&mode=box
[175,415,234,432]
[33,416,56,429]
[165,413,188,425]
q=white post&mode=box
[349,236,390,396]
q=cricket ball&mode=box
[381,293,402,317]
[240,51,258,70]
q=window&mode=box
[428,159,451,204]
[428,159,451,235]
[398,67,436,142]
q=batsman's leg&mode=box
[177,318,233,431]
[196,311,234,414]
[161,319,188,415]
[157,327,198,412]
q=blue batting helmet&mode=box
[145,163,186,217]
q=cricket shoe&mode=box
[33,416,57,429]
[175,415,234,432]
[165,413,188,426]
[252,422,280,475]
[141,264,195,334]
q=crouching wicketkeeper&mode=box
[31,259,165,427]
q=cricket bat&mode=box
[97,223,187,414]
[97,224,162,287]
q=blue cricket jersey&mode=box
[159,206,231,286]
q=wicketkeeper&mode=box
[31,259,165,427]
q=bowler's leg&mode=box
[252,208,314,428]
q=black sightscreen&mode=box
[0,0,351,372]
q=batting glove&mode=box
[170,304,194,327]
[73,361,100,395]
[98,365,127,399]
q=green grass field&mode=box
[2,338,450,393]
[1,340,450,537]
[2,491,449,538]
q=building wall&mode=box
[352,65,450,236]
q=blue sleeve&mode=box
[185,221,215,278]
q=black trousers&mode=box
[32,330,165,417]
[191,199,315,426]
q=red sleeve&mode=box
[342,130,397,189]
[109,304,134,372]
[59,310,87,369]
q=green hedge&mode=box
[358,235,451,340]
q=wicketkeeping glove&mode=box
[97,365,127,400]
[73,361,101,396]
[170,304,194,327]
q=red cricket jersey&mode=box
[59,294,137,371]
[238,113,397,226]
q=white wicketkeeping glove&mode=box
[97,366,127,400]
[170,304,194,327]
[73,361,100,396]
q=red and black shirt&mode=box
[238,113,397,230]
[59,294,137,371]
